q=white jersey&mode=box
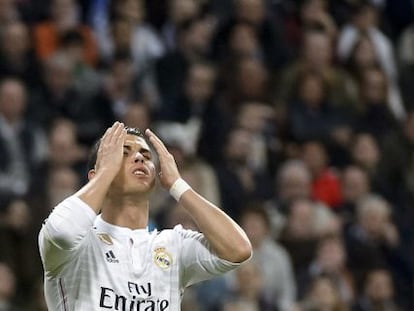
[39,196,240,311]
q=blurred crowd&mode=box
[1,0,414,310]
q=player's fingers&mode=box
[108,122,124,144]
[100,126,112,144]
[114,122,125,142]
[118,127,127,145]
[101,122,118,143]
[145,129,169,156]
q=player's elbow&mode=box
[229,239,253,263]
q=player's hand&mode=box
[95,121,127,179]
[145,128,180,189]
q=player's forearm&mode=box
[75,170,115,214]
[179,189,252,263]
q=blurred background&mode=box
[1,0,414,310]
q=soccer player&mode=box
[38,122,252,310]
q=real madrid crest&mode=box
[153,247,172,269]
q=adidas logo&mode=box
[105,250,119,263]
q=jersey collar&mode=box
[94,215,150,241]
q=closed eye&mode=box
[142,151,152,160]
[123,145,152,159]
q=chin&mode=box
[129,180,156,194]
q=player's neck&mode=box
[101,195,149,230]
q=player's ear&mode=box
[88,169,96,181]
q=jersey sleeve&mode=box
[38,196,97,274]
[174,225,241,288]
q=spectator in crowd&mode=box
[33,0,97,66]
[279,197,339,290]
[342,35,378,114]
[350,132,389,197]
[156,15,215,110]
[105,17,132,59]
[278,28,358,115]
[380,110,414,205]
[0,21,42,89]
[28,121,84,248]
[342,33,402,123]
[222,260,277,311]
[161,0,202,52]
[353,269,400,311]
[337,1,404,121]
[109,0,165,76]
[0,196,43,300]
[299,0,338,38]
[103,23,162,110]
[338,165,372,223]
[223,22,263,62]
[215,20,273,108]
[27,51,99,143]
[157,60,225,159]
[29,166,81,229]
[301,140,343,209]
[0,262,22,311]
[159,61,216,124]
[286,69,346,144]
[236,101,280,174]
[213,0,289,70]
[104,20,163,110]
[94,0,165,75]
[166,61,230,165]
[30,118,87,187]
[284,0,338,51]
[355,67,399,139]
[397,20,414,70]
[344,194,412,307]
[219,56,273,120]
[0,0,20,31]
[303,235,354,303]
[274,160,313,207]
[346,195,399,277]
[215,126,272,220]
[297,275,349,311]
[0,78,46,199]
[238,205,296,311]
[398,22,414,110]
[266,159,316,238]
[96,50,140,117]
[122,101,152,131]
[59,30,102,99]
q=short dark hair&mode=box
[86,126,144,172]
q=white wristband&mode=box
[169,178,191,201]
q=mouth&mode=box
[132,167,149,177]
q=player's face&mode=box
[111,134,156,194]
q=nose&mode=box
[133,152,144,163]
